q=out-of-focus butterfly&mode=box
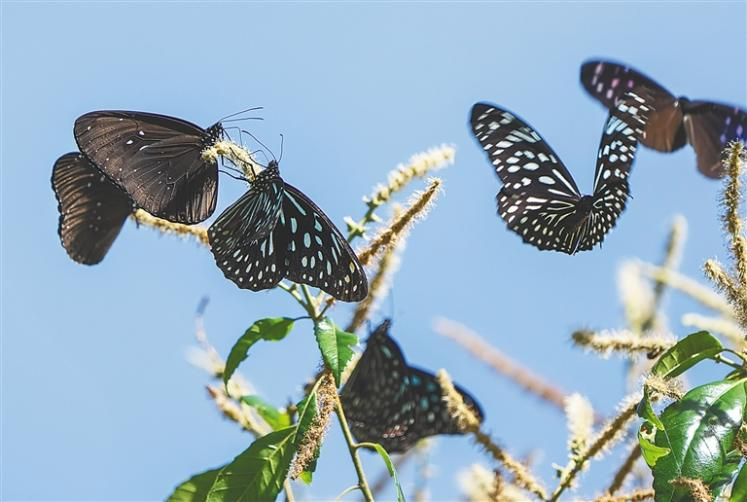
[52,152,134,265]
[580,60,747,178]
[340,320,483,453]
[74,111,224,224]
[469,89,653,254]
[208,160,368,302]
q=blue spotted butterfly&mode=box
[581,60,747,179]
[208,161,368,302]
[340,320,484,453]
[470,89,653,254]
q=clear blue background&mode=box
[2,2,746,500]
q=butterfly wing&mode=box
[580,60,685,152]
[340,320,418,453]
[74,111,221,224]
[471,103,594,254]
[683,102,747,178]
[578,90,653,251]
[208,166,286,291]
[52,152,133,265]
[407,367,484,438]
[278,183,368,302]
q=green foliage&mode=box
[362,443,405,502]
[731,461,747,502]
[239,395,291,431]
[651,331,724,379]
[650,379,746,501]
[223,317,296,387]
[167,467,223,502]
[207,427,297,502]
[314,317,358,385]
[638,425,670,468]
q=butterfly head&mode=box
[369,319,392,340]
[206,123,225,144]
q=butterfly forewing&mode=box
[683,102,747,178]
[208,166,286,291]
[52,152,133,265]
[280,184,368,302]
[580,60,686,153]
[74,111,221,224]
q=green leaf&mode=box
[651,331,724,379]
[240,395,291,431]
[224,318,295,387]
[207,427,296,502]
[314,317,358,384]
[368,443,405,502]
[167,467,223,502]
[651,379,746,501]
[730,461,747,502]
[294,392,321,483]
[637,388,665,430]
[638,424,670,468]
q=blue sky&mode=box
[2,2,746,500]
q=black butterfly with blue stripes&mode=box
[470,89,653,254]
[340,320,483,453]
[208,160,368,302]
[581,60,747,179]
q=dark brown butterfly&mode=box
[74,111,223,224]
[52,152,134,265]
[340,320,483,453]
[581,60,746,178]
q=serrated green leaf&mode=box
[637,388,665,430]
[651,331,724,379]
[224,318,295,387]
[314,318,358,384]
[638,424,670,468]
[167,467,223,502]
[240,395,291,431]
[368,443,405,502]
[730,461,747,501]
[207,427,296,502]
[652,379,746,501]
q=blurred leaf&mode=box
[240,395,291,431]
[651,379,746,501]
[368,443,405,502]
[637,388,665,430]
[314,318,358,384]
[224,318,295,387]
[651,331,723,379]
[730,461,747,501]
[167,467,223,502]
[638,424,670,468]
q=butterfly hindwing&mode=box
[279,183,368,302]
[52,152,133,265]
[208,166,286,291]
[74,110,221,224]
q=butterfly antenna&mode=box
[279,134,284,162]
[239,128,277,162]
[218,106,264,123]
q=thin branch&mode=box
[572,329,675,357]
[434,317,569,412]
[607,442,642,494]
[131,209,209,245]
[594,488,655,502]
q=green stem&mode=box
[334,484,361,501]
[714,352,746,371]
[282,479,296,502]
[334,394,374,502]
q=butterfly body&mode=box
[52,152,134,264]
[74,111,223,223]
[341,320,483,453]
[208,161,368,302]
[581,60,746,178]
[471,90,652,254]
